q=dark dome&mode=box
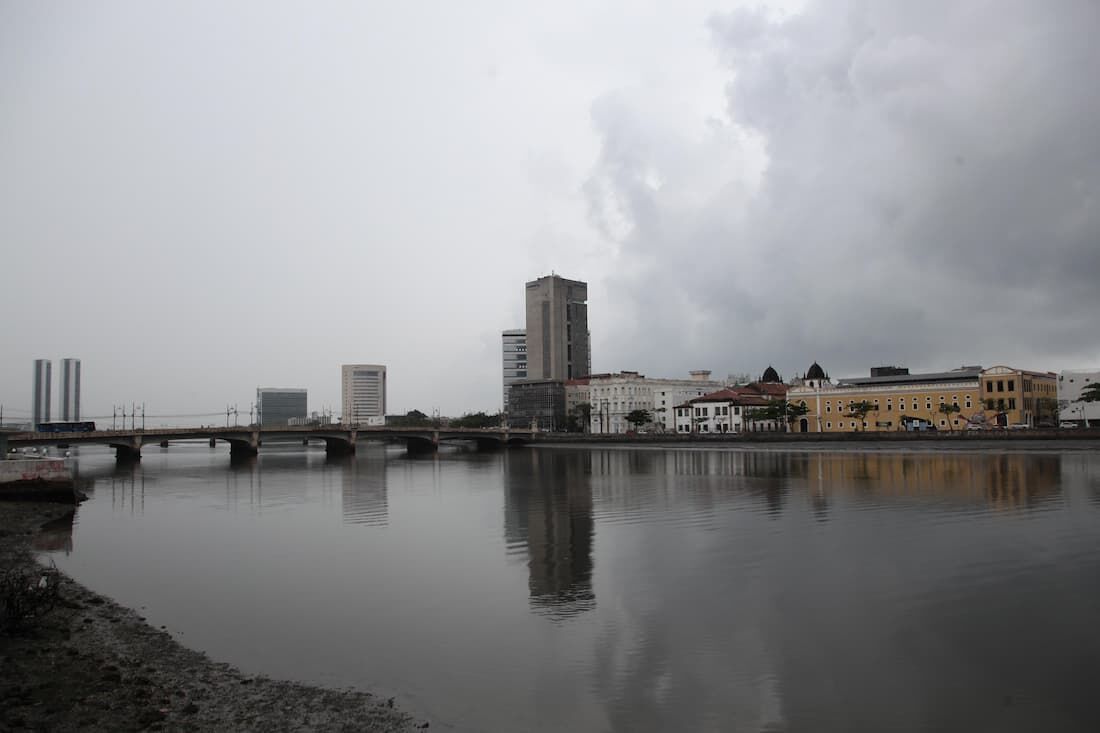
[805,362,826,381]
[761,366,781,383]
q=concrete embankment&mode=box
[0,458,79,502]
[0,502,423,732]
[532,428,1100,446]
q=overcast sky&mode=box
[2,0,1098,422]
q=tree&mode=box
[624,409,652,431]
[752,400,809,432]
[386,409,431,427]
[938,402,961,430]
[450,411,502,429]
[1034,397,1059,428]
[844,401,876,431]
[1078,383,1100,403]
[567,402,593,433]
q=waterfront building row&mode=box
[784,363,1059,432]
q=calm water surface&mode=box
[42,442,1100,732]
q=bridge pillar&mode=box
[228,440,258,457]
[114,444,142,462]
[406,436,437,454]
[323,437,356,456]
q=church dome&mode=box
[805,362,826,381]
[760,366,781,383]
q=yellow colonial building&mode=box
[787,364,981,432]
[786,363,1059,432]
[978,366,1059,427]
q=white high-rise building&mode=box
[33,359,51,427]
[342,364,387,426]
[61,358,81,421]
[502,329,527,411]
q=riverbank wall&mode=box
[531,428,1100,446]
[0,458,77,502]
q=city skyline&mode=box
[2,1,1099,419]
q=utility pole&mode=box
[226,405,231,428]
[141,403,145,431]
[131,402,136,430]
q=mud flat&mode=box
[0,502,424,732]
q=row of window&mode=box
[822,396,973,412]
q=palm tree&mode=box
[844,401,876,431]
[938,402,961,431]
[1078,383,1100,403]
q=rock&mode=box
[136,708,166,727]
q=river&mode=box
[43,441,1100,732]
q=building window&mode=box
[986,382,993,393]
[826,404,831,413]
[1008,398,1016,409]
[1008,379,1015,392]
[997,380,1004,392]
[826,422,832,429]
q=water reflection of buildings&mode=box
[338,446,389,526]
[503,450,595,618]
[793,452,1062,510]
[590,449,795,518]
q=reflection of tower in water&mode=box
[503,450,595,618]
[338,446,389,526]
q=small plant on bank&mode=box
[0,562,61,633]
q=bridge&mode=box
[1,425,536,461]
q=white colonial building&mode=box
[673,389,781,434]
[586,370,724,434]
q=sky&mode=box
[2,0,1098,423]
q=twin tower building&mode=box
[503,274,591,418]
[32,358,81,427]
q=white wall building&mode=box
[673,390,779,434]
[341,364,387,425]
[587,370,723,434]
[1058,370,1100,427]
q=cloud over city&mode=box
[587,0,1100,382]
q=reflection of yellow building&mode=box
[787,364,984,432]
[979,366,1058,427]
[796,452,1061,510]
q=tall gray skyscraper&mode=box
[60,358,81,421]
[501,329,527,410]
[524,275,590,380]
[256,388,307,426]
[33,359,51,427]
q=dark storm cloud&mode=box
[585,0,1100,381]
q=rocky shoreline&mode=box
[0,502,423,732]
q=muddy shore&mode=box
[0,502,423,732]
